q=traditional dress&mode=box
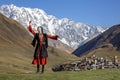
[28,25,58,65]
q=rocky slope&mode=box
[73,24,120,58]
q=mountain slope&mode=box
[0,4,106,49]
[0,12,78,73]
[73,24,120,58]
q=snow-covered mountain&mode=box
[0,4,106,49]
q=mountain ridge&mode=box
[0,4,106,49]
[73,24,120,58]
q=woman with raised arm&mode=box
[27,21,59,73]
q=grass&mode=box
[0,46,78,73]
[0,69,120,80]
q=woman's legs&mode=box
[36,64,45,73]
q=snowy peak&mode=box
[0,4,106,49]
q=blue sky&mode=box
[0,0,120,27]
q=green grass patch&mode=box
[0,69,120,80]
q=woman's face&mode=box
[37,27,42,34]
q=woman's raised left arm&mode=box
[47,34,59,40]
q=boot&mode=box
[41,65,44,74]
[36,65,40,73]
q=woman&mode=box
[27,21,59,73]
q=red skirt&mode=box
[32,44,47,65]
[32,58,47,65]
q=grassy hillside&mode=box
[0,12,78,73]
[0,69,120,80]
[82,47,120,59]
[0,46,78,73]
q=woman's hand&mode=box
[56,35,59,39]
[29,20,32,24]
